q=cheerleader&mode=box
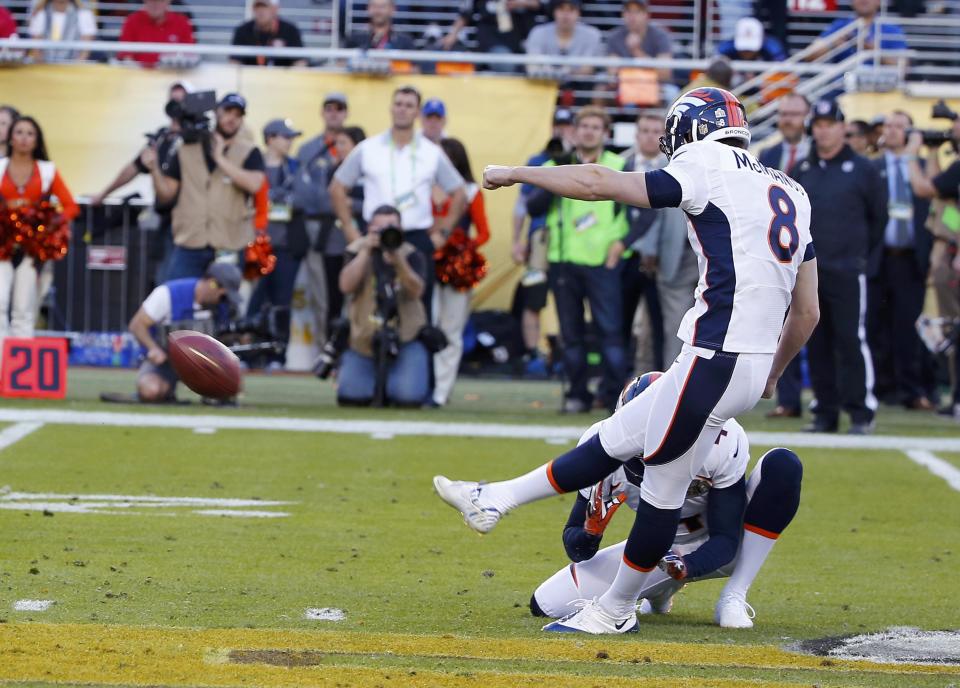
[0,116,79,340]
[431,137,490,407]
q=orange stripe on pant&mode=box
[744,523,780,540]
[545,461,564,494]
[622,554,655,573]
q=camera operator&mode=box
[337,205,429,407]
[905,102,960,414]
[91,82,188,283]
[128,262,242,402]
[149,93,266,280]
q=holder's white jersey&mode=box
[578,418,749,545]
[651,140,814,354]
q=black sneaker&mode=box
[801,419,838,433]
[847,421,875,435]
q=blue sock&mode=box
[549,434,623,493]
[744,448,802,536]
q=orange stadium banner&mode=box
[0,63,558,314]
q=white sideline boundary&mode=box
[0,421,43,451]
[904,450,960,492]
[0,407,959,451]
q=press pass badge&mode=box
[395,190,417,212]
[574,212,598,232]
[269,201,293,222]
[889,202,913,222]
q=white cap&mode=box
[734,17,764,52]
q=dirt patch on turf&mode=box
[794,627,960,665]
[231,649,328,667]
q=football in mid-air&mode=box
[167,330,241,399]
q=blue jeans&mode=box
[549,261,626,409]
[247,248,301,317]
[166,246,215,280]
[337,340,430,406]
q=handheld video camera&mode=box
[910,99,958,148]
[165,90,217,145]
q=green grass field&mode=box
[0,368,958,687]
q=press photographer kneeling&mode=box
[336,205,434,407]
[127,263,243,402]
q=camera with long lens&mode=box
[910,99,959,148]
[378,224,404,252]
[216,304,290,362]
[165,90,217,144]
[313,317,350,379]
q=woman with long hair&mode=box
[29,0,97,62]
[0,116,79,340]
[431,137,490,407]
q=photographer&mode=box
[337,205,429,407]
[905,103,960,414]
[128,263,242,402]
[91,82,188,283]
[150,93,266,280]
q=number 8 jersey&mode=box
[645,139,815,354]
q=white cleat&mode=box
[432,476,503,534]
[638,591,674,616]
[715,593,756,629]
[542,599,638,634]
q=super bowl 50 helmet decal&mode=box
[659,87,751,159]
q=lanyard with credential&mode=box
[389,135,417,211]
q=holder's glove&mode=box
[583,482,626,536]
[658,551,687,581]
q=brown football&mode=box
[167,330,242,399]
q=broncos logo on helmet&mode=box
[659,87,751,159]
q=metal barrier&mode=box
[47,199,159,334]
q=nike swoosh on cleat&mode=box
[615,619,630,630]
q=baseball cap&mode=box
[323,92,348,108]
[810,98,845,123]
[205,262,243,307]
[553,0,582,10]
[422,98,446,118]
[263,118,303,139]
[553,107,574,125]
[734,17,764,53]
[218,93,247,114]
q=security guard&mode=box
[791,99,887,434]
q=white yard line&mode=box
[0,421,43,451]
[0,407,958,452]
[904,449,960,492]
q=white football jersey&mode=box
[657,140,814,354]
[578,418,749,545]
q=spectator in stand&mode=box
[149,93,266,279]
[440,0,542,71]
[28,0,97,63]
[0,5,17,39]
[606,0,674,92]
[0,116,79,341]
[246,118,305,369]
[791,99,886,435]
[809,0,907,65]
[231,0,306,68]
[0,106,20,159]
[867,110,934,411]
[295,92,348,344]
[420,99,446,144]
[524,0,603,81]
[904,110,960,417]
[119,0,195,67]
[330,86,466,318]
[681,55,733,92]
[758,92,810,419]
[716,17,786,63]
[345,0,415,50]
[511,108,575,374]
[326,125,366,327]
[527,106,628,413]
[846,119,872,157]
[431,137,490,407]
